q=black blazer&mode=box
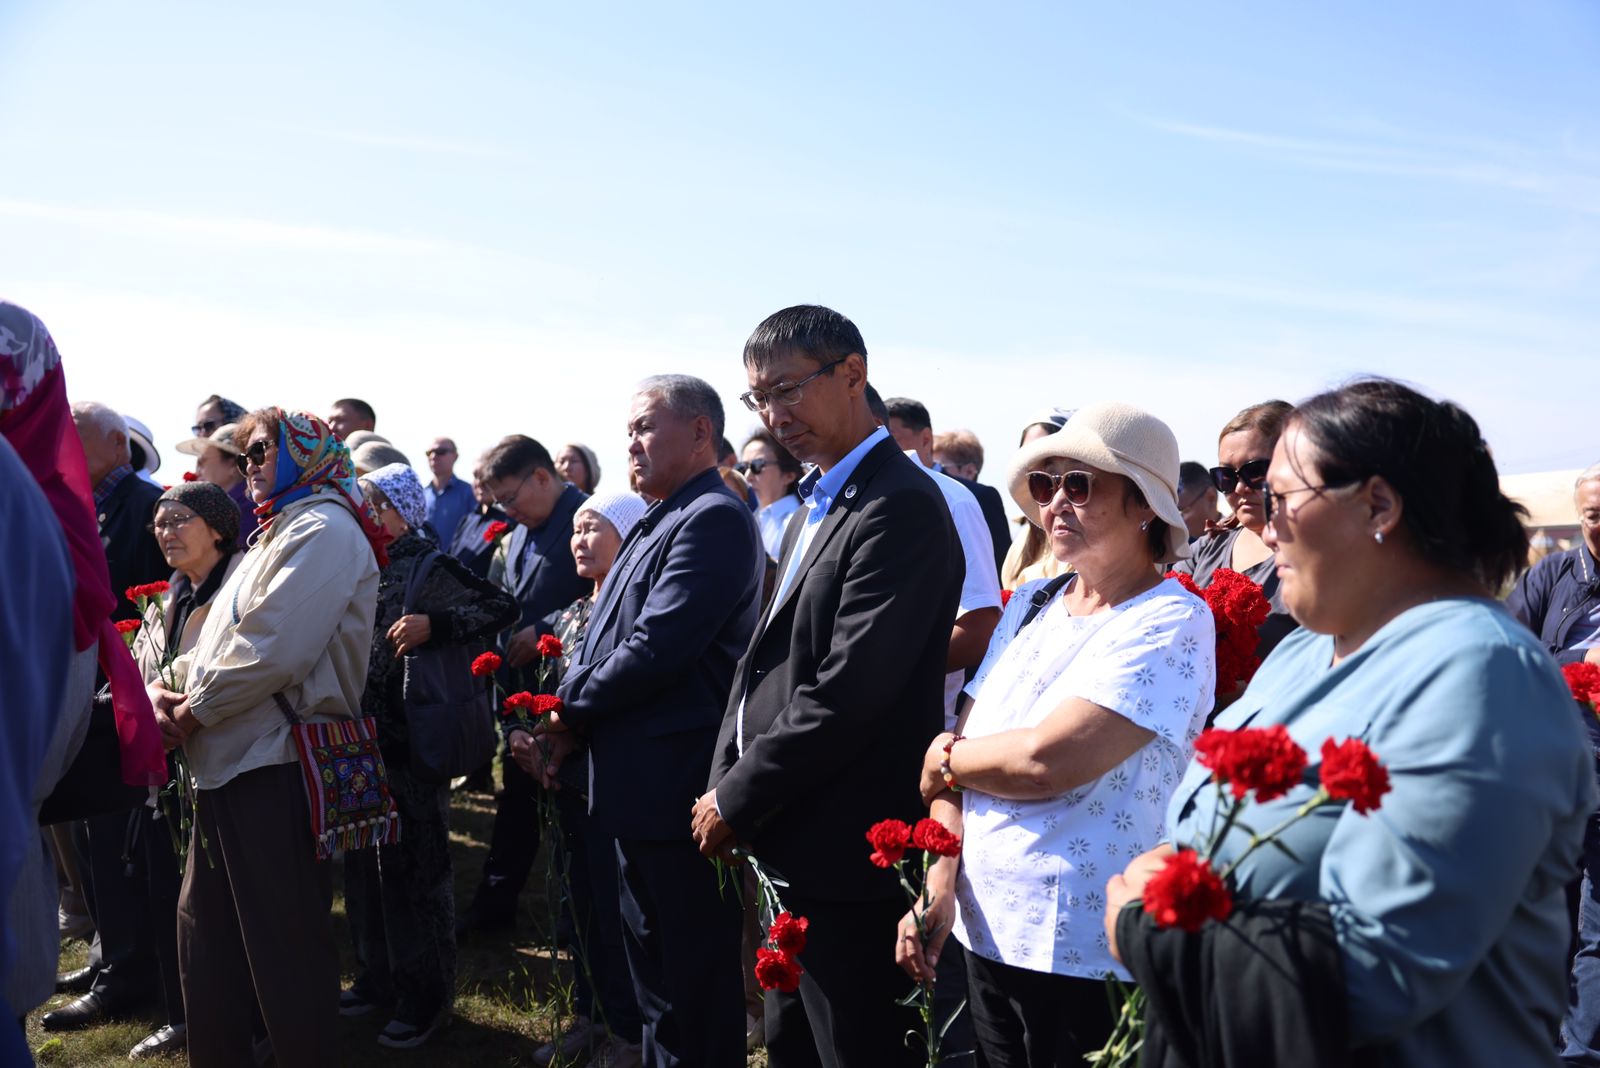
[951,474,1011,579]
[559,468,763,840]
[98,474,168,622]
[448,505,509,580]
[503,484,589,630]
[710,438,963,901]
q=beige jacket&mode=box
[174,490,380,790]
[131,554,245,686]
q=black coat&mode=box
[559,468,763,840]
[97,474,168,622]
[710,438,963,902]
[1508,543,1600,666]
[951,473,1011,579]
[502,485,588,631]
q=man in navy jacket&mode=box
[549,375,763,1067]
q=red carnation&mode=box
[125,581,172,605]
[471,651,503,677]
[1000,588,1012,608]
[768,911,809,956]
[1194,725,1307,802]
[182,471,199,482]
[866,819,913,868]
[754,947,803,992]
[483,520,511,544]
[911,817,962,858]
[1141,849,1233,932]
[1165,570,1203,598]
[1319,737,1391,814]
[536,634,564,659]
[531,694,563,717]
[503,692,537,719]
[114,618,141,647]
[1564,662,1600,710]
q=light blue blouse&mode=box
[1167,597,1594,1067]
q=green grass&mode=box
[25,778,770,1066]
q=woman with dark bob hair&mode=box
[1105,378,1595,1068]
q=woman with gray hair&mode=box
[342,463,516,1049]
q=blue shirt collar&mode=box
[798,426,889,516]
[94,464,136,509]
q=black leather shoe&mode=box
[41,991,108,1031]
[54,966,97,994]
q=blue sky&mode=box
[2,1,1595,496]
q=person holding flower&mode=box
[902,401,1216,1068]
[340,463,516,1049]
[1105,379,1595,1068]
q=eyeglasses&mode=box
[492,471,534,508]
[739,356,849,413]
[233,440,272,474]
[1208,458,1271,494]
[1262,478,1359,528]
[146,513,197,536]
[191,419,221,437]
[1026,469,1095,507]
[734,458,769,476]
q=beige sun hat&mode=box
[175,421,243,458]
[1005,400,1191,563]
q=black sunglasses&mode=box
[191,419,221,437]
[733,458,769,476]
[1026,469,1095,507]
[1209,458,1271,494]
[233,440,272,474]
[1262,477,1361,528]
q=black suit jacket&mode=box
[952,474,1011,579]
[97,474,168,622]
[503,484,589,630]
[559,468,763,840]
[710,437,963,901]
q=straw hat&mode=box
[1005,400,1191,563]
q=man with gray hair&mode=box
[533,373,764,1067]
[1509,461,1600,1062]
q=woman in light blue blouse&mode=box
[1106,378,1595,1068]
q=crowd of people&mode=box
[2,294,1599,1068]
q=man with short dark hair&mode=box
[1176,461,1220,541]
[886,397,1010,577]
[539,374,763,1067]
[457,434,590,936]
[326,398,377,440]
[696,306,962,1067]
[422,437,474,546]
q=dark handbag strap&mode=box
[272,692,302,726]
[402,550,442,616]
[1018,573,1075,631]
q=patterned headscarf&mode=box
[362,462,428,530]
[253,408,389,565]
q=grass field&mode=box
[23,779,770,1067]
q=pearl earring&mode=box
[1374,530,1385,545]
[1140,520,1150,531]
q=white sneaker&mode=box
[532,1016,596,1067]
[584,1034,643,1068]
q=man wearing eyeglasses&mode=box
[695,305,963,1067]
[456,434,590,937]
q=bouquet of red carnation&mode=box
[865,817,964,1066]
[1564,662,1600,715]
[1089,725,1391,1066]
[1166,567,1272,695]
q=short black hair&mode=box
[884,397,931,433]
[1177,461,1212,496]
[481,435,557,483]
[743,428,804,480]
[863,384,888,423]
[332,397,377,425]
[717,437,737,465]
[743,305,867,372]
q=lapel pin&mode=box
[844,484,858,500]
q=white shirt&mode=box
[952,576,1215,980]
[906,451,1002,729]
[755,494,801,560]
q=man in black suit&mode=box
[693,307,963,1068]
[458,435,589,934]
[46,402,168,1031]
[544,375,762,1067]
[886,397,1011,578]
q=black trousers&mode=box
[467,750,543,922]
[73,808,155,1010]
[963,951,1116,1068]
[615,836,744,1067]
[555,785,640,1041]
[764,892,921,1068]
[143,804,185,1027]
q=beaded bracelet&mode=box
[940,734,966,793]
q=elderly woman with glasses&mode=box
[340,463,516,1049]
[898,402,1216,1068]
[1105,379,1593,1068]
[149,408,385,1068]
[739,428,803,559]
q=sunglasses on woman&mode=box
[233,440,272,474]
[1026,469,1095,507]
[1208,458,1271,494]
[733,459,769,475]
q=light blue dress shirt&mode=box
[1167,597,1594,1066]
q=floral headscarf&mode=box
[252,408,390,565]
[363,462,428,530]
